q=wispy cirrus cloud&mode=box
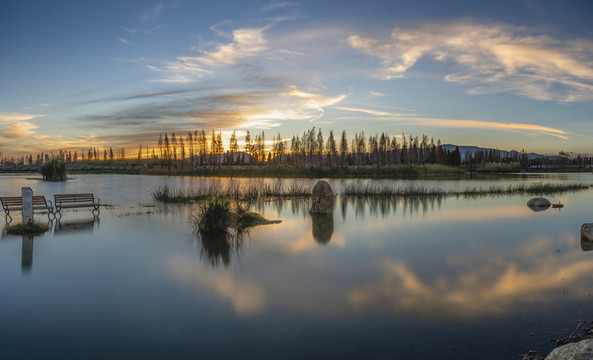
[262,1,300,12]
[0,113,46,123]
[149,26,269,83]
[348,21,593,102]
[332,106,568,139]
[139,3,163,22]
[411,117,569,140]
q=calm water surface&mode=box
[1,173,593,359]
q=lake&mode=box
[1,173,593,359]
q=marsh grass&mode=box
[342,182,592,198]
[152,183,310,203]
[154,181,592,204]
[192,198,279,235]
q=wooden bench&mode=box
[54,193,100,216]
[0,195,55,221]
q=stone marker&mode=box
[581,223,593,242]
[309,180,334,214]
[22,187,33,224]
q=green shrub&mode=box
[39,159,67,181]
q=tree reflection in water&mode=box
[339,196,443,219]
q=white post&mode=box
[22,187,33,224]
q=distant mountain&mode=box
[441,144,561,161]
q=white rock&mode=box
[545,339,593,359]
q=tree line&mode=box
[147,128,461,169]
[0,147,127,167]
[1,127,591,169]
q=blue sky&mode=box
[1,0,593,157]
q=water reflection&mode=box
[339,196,444,219]
[167,254,266,315]
[1,222,53,274]
[196,231,245,268]
[311,213,333,245]
[2,174,593,360]
[581,238,593,252]
[527,203,551,212]
[21,235,34,273]
[348,233,593,319]
[54,215,99,235]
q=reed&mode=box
[154,182,591,203]
[152,183,311,203]
[341,182,592,198]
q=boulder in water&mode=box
[527,197,551,211]
[309,180,334,214]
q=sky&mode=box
[1,0,593,158]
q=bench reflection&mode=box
[54,215,99,235]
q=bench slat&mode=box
[54,193,100,216]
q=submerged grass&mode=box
[342,182,593,198]
[154,181,592,204]
[152,183,311,203]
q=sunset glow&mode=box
[1,1,592,158]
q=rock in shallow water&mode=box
[527,197,551,211]
[528,197,552,207]
[309,180,334,214]
[545,339,593,359]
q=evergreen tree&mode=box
[326,130,336,169]
[340,130,348,168]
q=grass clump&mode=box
[195,197,232,234]
[235,203,268,228]
[39,158,67,181]
[193,198,279,235]
[7,221,49,235]
[152,185,195,203]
